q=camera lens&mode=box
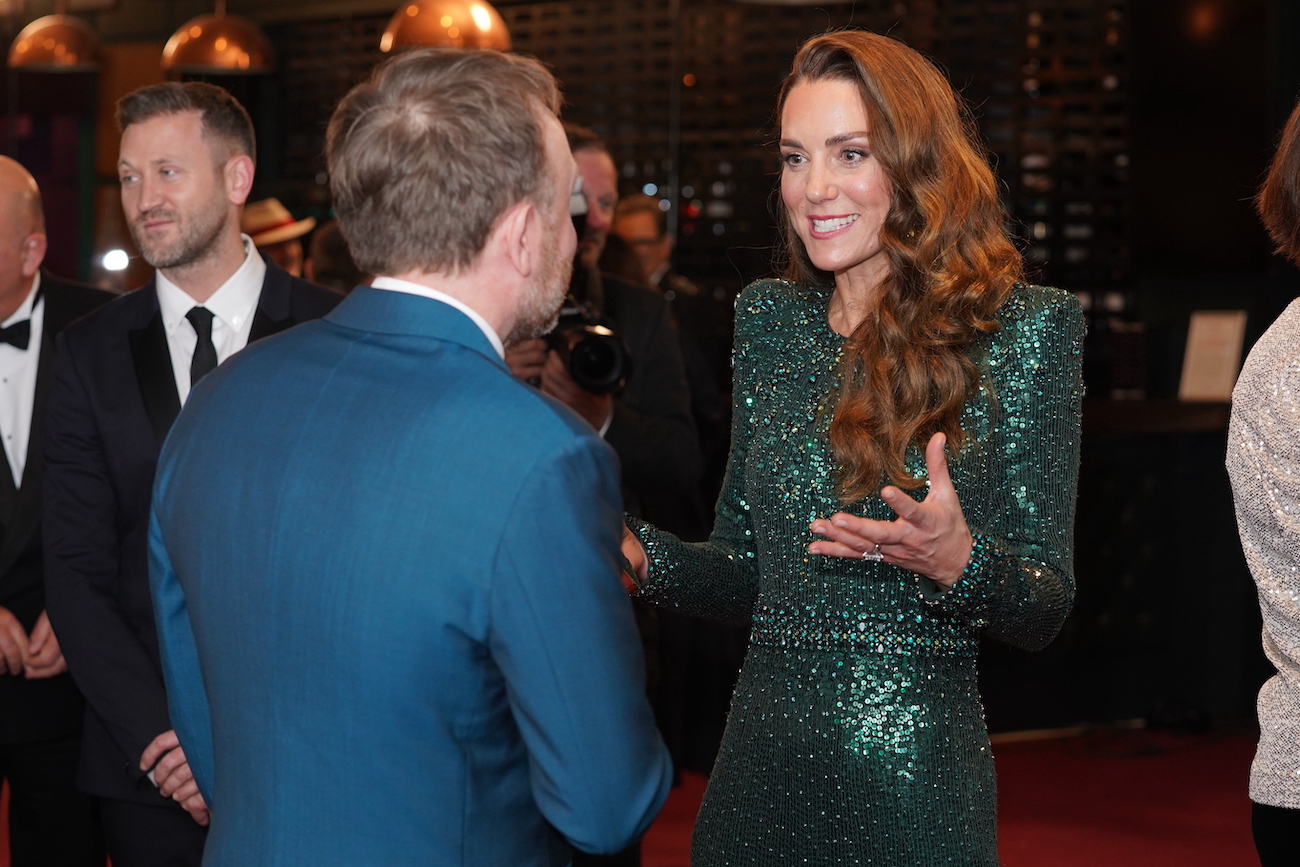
[570,334,625,393]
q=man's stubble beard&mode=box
[130,194,230,271]
[505,218,572,347]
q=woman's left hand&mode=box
[809,433,973,589]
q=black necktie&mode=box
[185,307,218,386]
[0,318,30,351]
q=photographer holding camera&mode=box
[507,125,701,534]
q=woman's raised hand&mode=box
[809,433,973,589]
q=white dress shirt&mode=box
[156,235,266,405]
[0,273,43,487]
[369,276,505,359]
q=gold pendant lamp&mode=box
[380,1,511,53]
[162,0,274,75]
[8,0,102,71]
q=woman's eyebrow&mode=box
[825,131,870,146]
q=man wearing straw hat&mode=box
[241,197,315,278]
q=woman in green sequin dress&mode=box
[621,31,1083,866]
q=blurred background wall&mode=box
[3,0,1296,735]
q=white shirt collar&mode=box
[1,272,42,329]
[648,263,671,288]
[369,276,505,359]
[156,235,266,335]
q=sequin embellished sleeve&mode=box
[625,285,768,624]
[918,287,1084,652]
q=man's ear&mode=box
[19,232,47,279]
[497,199,537,279]
[224,154,255,206]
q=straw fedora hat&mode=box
[242,198,316,247]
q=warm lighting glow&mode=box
[162,6,273,75]
[102,249,129,272]
[381,0,510,52]
[682,73,696,86]
[1188,1,1222,41]
[7,14,102,71]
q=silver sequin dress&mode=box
[630,279,1084,866]
[1227,298,1300,810]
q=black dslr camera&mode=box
[548,294,632,395]
[546,186,633,395]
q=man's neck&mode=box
[0,273,37,323]
[158,231,248,305]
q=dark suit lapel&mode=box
[249,256,296,343]
[128,284,182,442]
[0,467,15,583]
[0,442,14,535]
[128,261,299,444]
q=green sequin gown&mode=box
[630,279,1084,866]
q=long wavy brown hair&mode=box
[776,31,1023,501]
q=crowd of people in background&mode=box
[0,23,1293,867]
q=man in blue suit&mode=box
[146,48,673,865]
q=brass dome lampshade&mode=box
[380,1,511,53]
[8,3,102,72]
[162,0,274,75]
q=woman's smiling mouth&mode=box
[809,214,858,236]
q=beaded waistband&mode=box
[748,605,976,657]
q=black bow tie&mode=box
[0,318,30,351]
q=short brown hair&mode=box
[564,122,605,156]
[326,48,561,277]
[1259,98,1300,265]
[117,81,255,163]
[614,193,666,238]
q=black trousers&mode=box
[1253,801,1300,867]
[100,796,207,867]
[0,735,104,867]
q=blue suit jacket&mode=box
[148,287,672,866]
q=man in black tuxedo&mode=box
[42,82,338,867]
[0,157,110,866]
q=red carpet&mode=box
[643,730,1261,867]
[0,730,1261,866]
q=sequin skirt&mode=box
[691,644,998,867]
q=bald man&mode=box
[0,156,111,865]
